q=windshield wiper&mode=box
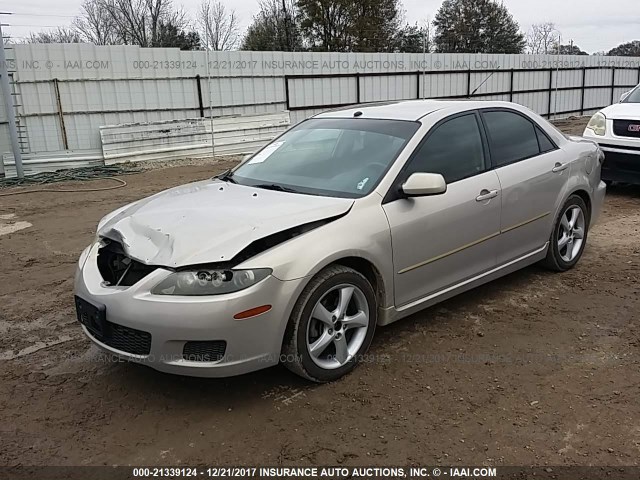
[215,169,237,183]
[253,183,301,194]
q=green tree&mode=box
[297,0,403,52]
[433,0,525,54]
[348,0,402,52]
[607,40,640,57]
[153,22,202,50]
[393,23,433,53]
[550,43,588,55]
[297,0,352,51]
[242,0,303,51]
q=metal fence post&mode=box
[547,68,553,118]
[53,78,69,150]
[195,74,204,118]
[610,67,616,105]
[0,21,23,178]
[284,76,291,110]
[580,67,586,116]
[509,69,514,102]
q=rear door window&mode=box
[482,111,541,167]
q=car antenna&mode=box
[469,68,501,98]
[353,111,363,117]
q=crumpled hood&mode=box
[98,180,354,267]
[601,103,640,120]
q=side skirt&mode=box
[377,243,549,326]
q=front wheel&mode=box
[281,265,377,382]
[541,195,589,272]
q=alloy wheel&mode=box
[557,205,586,263]
[305,284,370,370]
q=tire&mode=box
[541,195,589,272]
[281,265,377,383]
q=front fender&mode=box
[237,198,395,308]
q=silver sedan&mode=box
[75,100,606,382]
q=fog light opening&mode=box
[233,305,272,320]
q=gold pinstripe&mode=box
[397,211,551,275]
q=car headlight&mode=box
[586,112,606,136]
[151,268,271,296]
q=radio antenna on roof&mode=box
[469,68,500,98]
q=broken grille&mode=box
[97,240,157,287]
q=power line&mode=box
[3,24,72,28]
[10,13,77,18]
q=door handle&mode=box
[476,189,498,202]
[552,162,569,173]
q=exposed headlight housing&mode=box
[586,112,606,136]
[151,268,271,296]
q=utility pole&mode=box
[204,27,215,160]
[0,16,24,178]
[422,27,427,99]
[282,0,290,51]
[554,33,561,117]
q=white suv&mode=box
[583,85,640,185]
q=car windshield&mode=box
[622,86,640,103]
[230,118,420,198]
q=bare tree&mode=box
[198,0,240,51]
[526,22,558,54]
[74,0,120,45]
[98,0,187,47]
[26,27,83,43]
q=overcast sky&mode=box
[2,0,639,53]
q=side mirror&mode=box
[401,172,447,197]
[620,91,631,102]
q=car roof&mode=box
[313,99,520,122]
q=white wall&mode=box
[2,44,640,161]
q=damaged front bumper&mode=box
[74,242,306,377]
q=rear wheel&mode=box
[541,195,589,271]
[282,265,377,382]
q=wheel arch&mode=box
[570,189,592,224]
[331,256,388,311]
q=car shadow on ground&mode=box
[607,184,640,197]
[372,263,550,344]
[72,181,640,409]
[78,263,553,414]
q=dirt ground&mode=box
[1,117,639,469]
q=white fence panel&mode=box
[101,112,290,164]
[469,71,510,95]
[512,91,549,114]
[361,75,416,102]
[1,44,639,175]
[554,69,583,89]
[585,88,613,110]
[288,77,356,109]
[586,69,613,87]
[423,72,467,98]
